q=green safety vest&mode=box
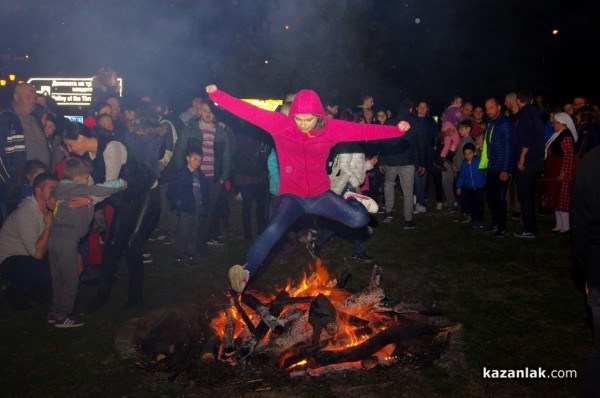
[479,124,494,170]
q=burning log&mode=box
[337,286,385,316]
[234,291,294,363]
[241,294,285,335]
[254,313,312,358]
[253,290,291,341]
[306,323,439,368]
[290,361,365,378]
[222,307,236,357]
[269,296,315,306]
[308,293,338,345]
[232,296,256,334]
[278,306,305,324]
[336,309,370,327]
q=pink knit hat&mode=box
[441,121,456,132]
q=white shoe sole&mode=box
[228,265,249,293]
[343,192,379,213]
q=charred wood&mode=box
[336,309,369,327]
[334,263,352,288]
[232,296,256,334]
[250,290,290,347]
[337,286,385,316]
[390,301,441,315]
[242,293,284,335]
[308,324,437,368]
[269,296,315,306]
[222,307,236,357]
[290,361,365,377]
[254,314,312,358]
[309,293,338,345]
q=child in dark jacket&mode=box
[166,147,209,267]
[455,143,486,228]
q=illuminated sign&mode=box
[241,98,282,111]
[26,77,123,107]
[64,115,84,123]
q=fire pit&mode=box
[117,260,463,382]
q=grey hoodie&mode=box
[51,179,125,240]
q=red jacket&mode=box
[209,89,406,197]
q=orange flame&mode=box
[211,260,397,371]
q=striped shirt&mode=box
[199,123,216,177]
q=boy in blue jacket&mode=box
[455,143,486,228]
[167,147,208,267]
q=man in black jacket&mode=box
[513,90,545,238]
[379,100,427,229]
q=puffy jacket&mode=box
[456,156,486,189]
[482,113,516,173]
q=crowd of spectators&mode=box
[1,69,599,334]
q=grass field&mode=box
[0,194,590,398]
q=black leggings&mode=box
[96,186,160,303]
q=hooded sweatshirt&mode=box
[209,89,406,197]
[51,179,125,240]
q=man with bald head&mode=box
[1,83,51,203]
[179,97,204,125]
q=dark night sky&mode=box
[1,0,599,114]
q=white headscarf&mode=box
[553,112,578,143]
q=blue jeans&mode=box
[314,183,368,254]
[414,169,427,207]
[244,191,369,276]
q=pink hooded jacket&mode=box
[209,89,406,197]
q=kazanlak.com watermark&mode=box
[482,367,578,379]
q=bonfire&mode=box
[204,260,463,377]
[123,260,462,381]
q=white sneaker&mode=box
[436,202,443,210]
[343,192,379,214]
[413,204,427,214]
[142,252,153,264]
[228,265,249,293]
